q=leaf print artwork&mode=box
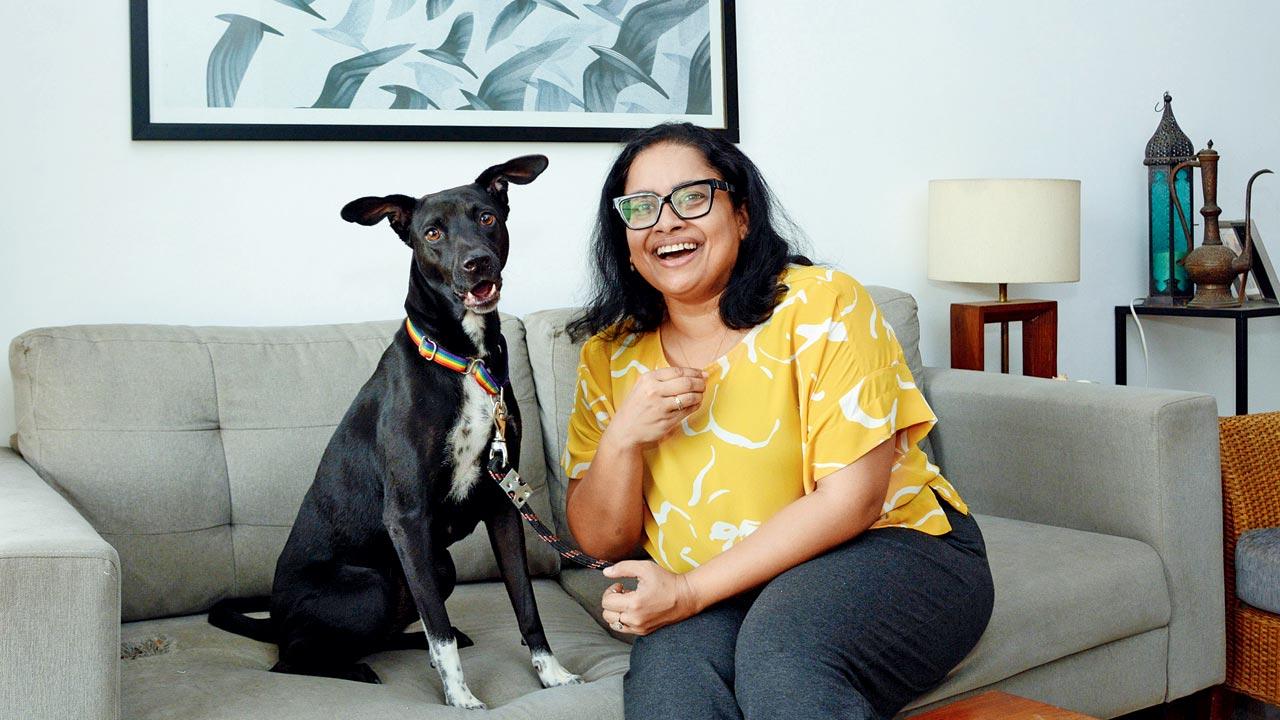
[487,0,579,51]
[426,0,455,20]
[310,44,415,108]
[381,84,440,109]
[206,14,282,108]
[313,0,375,52]
[533,79,584,111]
[583,0,708,111]
[387,0,416,20]
[685,33,712,114]
[273,0,325,20]
[459,37,570,110]
[140,0,732,139]
[418,12,478,79]
[583,0,627,26]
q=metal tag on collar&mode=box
[497,469,532,508]
[418,337,439,362]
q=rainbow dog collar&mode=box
[404,318,503,396]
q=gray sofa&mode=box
[2,286,1225,720]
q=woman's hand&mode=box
[599,561,701,636]
[607,367,707,449]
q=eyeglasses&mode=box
[611,178,735,230]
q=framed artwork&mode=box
[1220,219,1277,301]
[130,0,738,142]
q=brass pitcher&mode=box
[1169,141,1272,307]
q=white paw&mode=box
[429,633,487,709]
[444,685,487,710]
[532,651,583,688]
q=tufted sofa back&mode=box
[9,316,557,621]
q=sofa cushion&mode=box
[936,514,1170,695]
[1236,527,1280,614]
[523,283,929,551]
[9,316,558,621]
[118,579,628,719]
[558,513,1172,689]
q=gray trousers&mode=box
[623,493,994,720]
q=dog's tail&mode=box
[207,597,276,644]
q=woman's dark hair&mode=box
[566,122,811,342]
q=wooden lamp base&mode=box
[950,299,1058,378]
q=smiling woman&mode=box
[567,123,804,343]
[562,122,995,720]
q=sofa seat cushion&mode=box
[913,514,1171,703]
[1236,527,1280,614]
[119,579,628,719]
[562,513,1172,700]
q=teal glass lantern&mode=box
[1144,92,1196,304]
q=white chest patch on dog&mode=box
[427,633,485,709]
[446,310,495,502]
[462,310,487,351]
[446,378,492,503]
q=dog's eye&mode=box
[479,212,495,227]
[425,227,442,242]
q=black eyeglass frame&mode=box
[611,178,736,230]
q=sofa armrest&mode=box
[920,367,1225,701]
[0,447,120,720]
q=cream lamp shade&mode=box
[928,179,1081,284]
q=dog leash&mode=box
[405,318,614,570]
[486,399,614,571]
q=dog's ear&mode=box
[341,195,417,232]
[475,155,549,199]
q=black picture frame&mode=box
[130,0,738,143]
[1220,219,1277,301]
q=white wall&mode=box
[4,1,1279,446]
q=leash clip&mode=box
[491,391,508,439]
[488,389,510,469]
[488,437,509,470]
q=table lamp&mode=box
[928,178,1081,377]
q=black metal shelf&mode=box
[1114,299,1280,414]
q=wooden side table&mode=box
[950,300,1058,378]
[908,690,1098,719]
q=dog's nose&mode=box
[461,253,494,275]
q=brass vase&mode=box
[1168,142,1262,307]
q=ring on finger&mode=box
[673,394,684,411]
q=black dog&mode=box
[208,155,579,709]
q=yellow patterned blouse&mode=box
[562,265,968,573]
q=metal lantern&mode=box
[1144,92,1196,304]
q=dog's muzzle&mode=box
[459,280,501,311]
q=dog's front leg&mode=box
[385,511,485,710]
[486,502,584,688]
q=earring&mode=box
[628,261,636,272]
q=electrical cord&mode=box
[1128,297,1150,387]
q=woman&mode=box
[562,122,993,720]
